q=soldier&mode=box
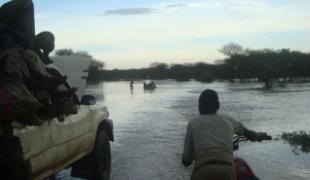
[0,0,35,50]
[35,31,55,64]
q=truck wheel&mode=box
[91,131,111,180]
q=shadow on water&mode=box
[281,131,310,155]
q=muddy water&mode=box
[59,81,310,180]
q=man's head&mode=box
[35,31,55,54]
[199,89,220,114]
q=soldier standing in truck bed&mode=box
[0,0,77,125]
[0,0,35,50]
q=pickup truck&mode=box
[0,55,113,180]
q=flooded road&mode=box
[59,81,310,180]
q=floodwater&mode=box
[58,81,310,180]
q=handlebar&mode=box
[233,133,272,150]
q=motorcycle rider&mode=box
[182,89,266,180]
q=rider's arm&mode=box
[243,128,261,141]
[182,122,194,167]
[229,117,263,141]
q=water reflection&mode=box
[282,131,310,154]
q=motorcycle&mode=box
[233,134,272,180]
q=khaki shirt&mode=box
[182,114,245,167]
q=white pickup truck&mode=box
[1,56,113,180]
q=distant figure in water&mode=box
[143,80,156,90]
[130,81,134,89]
[182,89,265,180]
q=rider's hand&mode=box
[256,132,272,141]
[244,129,271,141]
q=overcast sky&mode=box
[1,0,310,69]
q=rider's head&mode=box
[199,89,220,115]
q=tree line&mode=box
[55,44,310,88]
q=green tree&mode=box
[148,62,169,79]
[169,64,192,81]
[55,48,74,56]
[219,42,244,57]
